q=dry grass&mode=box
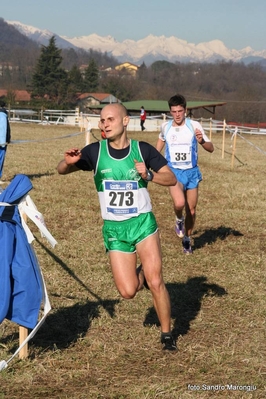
[0,123,266,398]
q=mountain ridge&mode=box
[6,19,266,66]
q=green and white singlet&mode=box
[94,139,152,221]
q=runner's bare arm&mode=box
[134,160,176,186]
[57,148,82,174]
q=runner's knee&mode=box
[117,285,138,299]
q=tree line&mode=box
[1,26,266,123]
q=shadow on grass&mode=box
[144,275,227,341]
[23,237,120,352]
[7,172,55,182]
[193,225,243,250]
[214,145,246,166]
[2,298,119,356]
[26,172,55,180]
[30,299,119,352]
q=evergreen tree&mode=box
[83,59,99,92]
[68,65,84,92]
[30,36,68,103]
[137,61,147,79]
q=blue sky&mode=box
[1,0,266,51]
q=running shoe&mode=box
[161,333,177,351]
[175,217,185,238]
[182,237,193,254]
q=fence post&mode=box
[209,118,212,141]
[231,130,237,169]
[19,210,29,359]
[222,119,226,159]
[80,112,84,132]
[75,107,80,127]
[41,107,43,123]
[19,326,28,359]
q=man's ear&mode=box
[123,115,130,126]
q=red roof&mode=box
[0,89,31,102]
[76,92,112,101]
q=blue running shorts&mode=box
[171,166,202,190]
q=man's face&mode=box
[170,105,186,126]
[100,105,128,141]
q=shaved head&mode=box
[101,103,128,117]
[100,103,130,142]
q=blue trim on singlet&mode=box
[163,118,198,169]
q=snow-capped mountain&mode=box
[7,20,78,50]
[63,34,266,64]
[7,20,266,65]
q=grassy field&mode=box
[0,123,265,398]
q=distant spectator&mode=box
[140,106,146,131]
[0,101,11,181]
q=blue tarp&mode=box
[0,174,43,329]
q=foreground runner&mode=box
[57,103,177,351]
